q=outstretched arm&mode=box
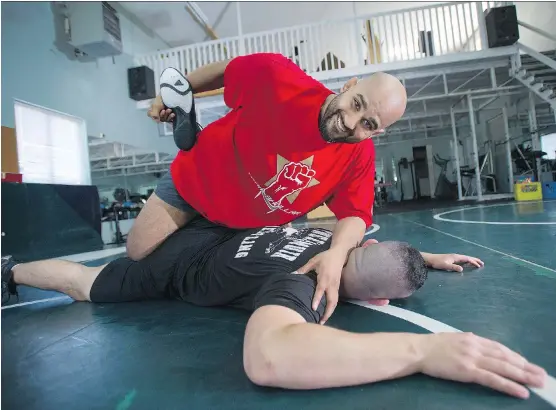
[244,305,545,398]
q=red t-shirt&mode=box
[170,53,375,229]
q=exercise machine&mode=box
[398,158,418,200]
[433,154,458,199]
[461,141,498,197]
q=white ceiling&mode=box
[118,1,334,48]
[118,1,441,48]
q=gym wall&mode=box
[514,2,556,53]
[0,2,175,154]
[375,135,453,200]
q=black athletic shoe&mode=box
[1,255,19,304]
[159,67,200,151]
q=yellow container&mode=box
[514,182,543,201]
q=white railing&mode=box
[135,1,510,92]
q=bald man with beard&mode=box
[129,52,438,324]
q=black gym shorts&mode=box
[89,217,232,303]
[89,218,327,324]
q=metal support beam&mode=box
[451,69,487,94]
[185,2,220,40]
[490,67,497,88]
[451,108,463,200]
[409,75,442,99]
[502,106,514,193]
[476,2,488,50]
[468,94,483,201]
[204,2,232,41]
[236,1,245,55]
[528,91,541,179]
[477,96,499,112]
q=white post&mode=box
[352,2,364,66]
[475,2,488,50]
[468,94,483,201]
[123,174,130,201]
[450,108,463,199]
[427,144,435,198]
[528,91,541,181]
[236,1,245,55]
[197,109,202,129]
[502,106,514,193]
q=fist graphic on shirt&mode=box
[264,163,316,206]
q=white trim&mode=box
[54,247,126,263]
[347,301,556,407]
[310,47,518,83]
[1,296,70,310]
[402,218,556,274]
[348,301,461,332]
[433,201,556,225]
[365,224,380,235]
[13,98,87,122]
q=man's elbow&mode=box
[243,307,297,388]
[243,328,281,387]
[243,345,276,387]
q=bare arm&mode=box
[244,306,546,398]
[297,217,367,324]
[420,252,484,272]
[187,59,230,94]
[244,306,421,389]
[330,216,367,258]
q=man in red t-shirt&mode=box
[131,53,473,323]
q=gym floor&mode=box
[2,200,556,410]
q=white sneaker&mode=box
[159,67,199,151]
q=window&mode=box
[14,101,91,185]
[541,132,556,160]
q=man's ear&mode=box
[341,77,358,93]
[361,239,379,248]
[371,129,386,138]
[367,299,390,306]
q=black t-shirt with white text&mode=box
[181,225,332,309]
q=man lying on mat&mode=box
[134,52,478,324]
[2,218,544,399]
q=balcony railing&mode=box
[134,1,510,94]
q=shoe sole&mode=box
[159,67,193,115]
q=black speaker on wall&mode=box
[484,5,519,48]
[127,66,156,101]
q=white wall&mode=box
[1,2,177,155]
[515,2,556,52]
[375,134,454,199]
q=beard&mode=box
[318,94,358,144]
